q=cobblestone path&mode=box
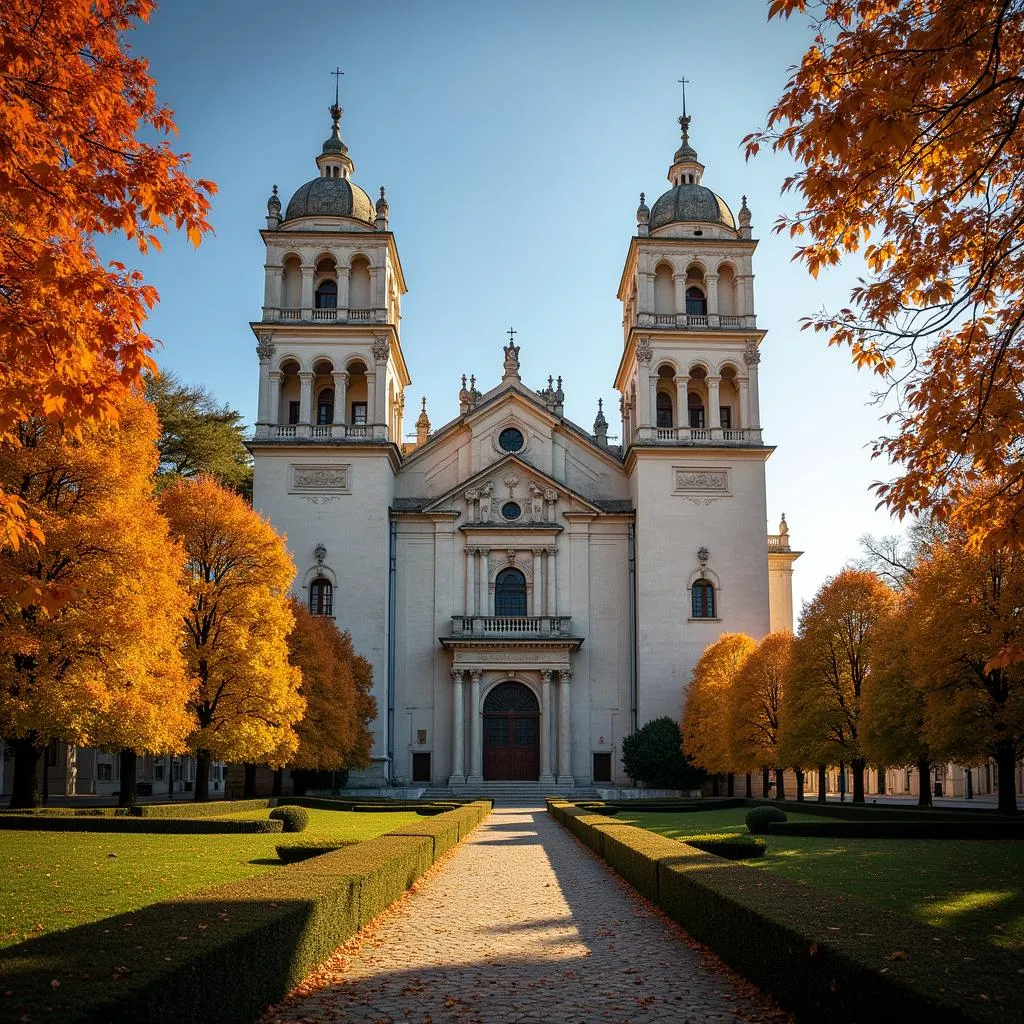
[263,806,786,1024]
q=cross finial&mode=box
[332,67,344,107]
[507,326,517,344]
[677,76,689,118]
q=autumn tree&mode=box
[729,631,796,800]
[748,0,1024,552]
[621,716,701,791]
[0,394,194,807]
[683,633,756,794]
[861,597,934,806]
[284,599,375,783]
[908,517,1024,813]
[786,570,894,802]
[160,476,304,801]
[144,371,252,497]
[0,0,214,554]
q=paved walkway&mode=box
[263,806,786,1024]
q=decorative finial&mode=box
[640,191,645,204]
[380,186,386,200]
[272,185,278,196]
[502,329,521,381]
[593,397,608,440]
[738,194,751,228]
[636,191,650,230]
[331,66,344,117]
[421,395,427,413]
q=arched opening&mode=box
[315,280,337,309]
[279,358,301,425]
[309,578,333,616]
[346,359,368,425]
[719,364,739,430]
[656,391,673,429]
[717,265,737,317]
[282,257,302,310]
[692,580,716,619]
[349,256,371,309]
[316,388,335,425]
[483,681,539,781]
[688,392,705,430]
[653,263,674,315]
[494,568,527,616]
[685,286,707,316]
[656,363,675,428]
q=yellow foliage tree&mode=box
[0,394,194,807]
[729,631,795,799]
[682,633,756,792]
[786,570,894,802]
[0,0,214,555]
[748,0,1024,552]
[159,476,304,801]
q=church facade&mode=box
[249,99,799,790]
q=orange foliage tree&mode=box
[728,631,795,800]
[682,632,756,794]
[160,477,303,801]
[748,0,1024,550]
[0,394,194,807]
[786,570,894,802]
[286,599,375,777]
[0,0,214,554]
[908,516,1024,813]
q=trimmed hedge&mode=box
[276,797,459,815]
[0,814,283,834]
[685,832,766,860]
[132,798,272,818]
[276,840,357,864]
[270,806,309,833]
[0,804,490,1024]
[547,800,1021,1024]
[745,805,788,833]
[766,820,1024,840]
[746,798,1004,822]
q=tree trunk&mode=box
[964,766,973,800]
[817,764,827,803]
[877,765,886,795]
[726,772,734,797]
[9,738,41,809]
[774,768,786,800]
[838,760,846,802]
[744,773,752,798]
[272,768,283,798]
[118,750,138,807]
[761,768,770,798]
[243,763,257,799]
[994,739,1018,815]
[795,767,805,802]
[851,758,866,803]
[917,759,932,807]
[711,774,720,797]
[194,749,211,802]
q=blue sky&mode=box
[123,0,905,612]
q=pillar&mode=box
[300,266,314,316]
[557,669,572,786]
[263,264,282,318]
[467,670,483,784]
[449,669,466,785]
[539,670,555,784]
[672,272,685,319]
[268,372,282,425]
[366,370,376,426]
[333,371,349,426]
[648,374,658,429]
[707,375,721,430]
[737,377,749,430]
[465,547,476,617]
[256,350,272,425]
[744,344,761,428]
[298,371,314,425]
[338,266,350,315]
[706,273,719,319]
[674,375,688,432]
[546,547,557,616]
[478,549,489,616]
[532,548,543,616]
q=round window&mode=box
[498,427,524,452]
[502,501,522,521]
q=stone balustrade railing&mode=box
[449,615,574,638]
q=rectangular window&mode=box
[719,407,731,429]
[411,752,431,782]
[593,752,612,783]
[689,407,705,429]
[153,764,165,781]
[288,401,300,424]
[352,402,367,425]
[97,762,112,781]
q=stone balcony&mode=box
[253,423,389,441]
[637,426,763,445]
[636,313,757,330]
[262,306,387,324]
[448,615,574,638]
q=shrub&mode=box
[685,832,766,860]
[133,798,271,819]
[0,815,282,834]
[270,806,309,833]
[276,840,355,863]
[745,805,787,833]
[621,716,704,790]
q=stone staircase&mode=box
[422,782,599,806]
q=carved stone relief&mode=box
[290,464,351,494]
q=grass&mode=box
[0,808,419,949]
[618,807,1024,951]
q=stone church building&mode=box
[249,98,799,792]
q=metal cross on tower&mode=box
[507,327,517,344]
[677,75,689,117]
[332,66,344,106]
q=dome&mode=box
[283,176,375,224]
[649,183,736,231]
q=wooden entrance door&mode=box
[482,682,539,781]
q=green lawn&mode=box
[617,807,1024,950]
[0,808,419,949]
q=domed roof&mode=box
[649,183,736,231]
[284,176,375,224]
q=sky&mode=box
[121,0,906,614]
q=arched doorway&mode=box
[483,681,539,780]
[494,568,527,616]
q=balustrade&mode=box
[449,615,573,638]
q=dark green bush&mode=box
[745,805,787,833]
[133,798,271,819]
[685,832,766,860]
[270,806,309,833]
[276,840,355,863]
[620,716,703,789]
[0,815,282,834]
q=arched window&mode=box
[309,578,333,616]
[692,580,716,619]
[317,388,335,425]
[688,392,705,429]
[315,280,337,309]
[653,264,674,315]
[686,287,707,316]
[656,391,673,428]
[349,257,371,309]
[494,568,527,616]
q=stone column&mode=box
[465,546,476,617]
[263,264,282,319]
[298,371,314,429]
[546,548,557,616]
[673,272,685,322]
[337,266,350,317]
[706,273,719,325]
[365,370,376,426]
[300,266,315,317]
[648,374,658,430]
[449,668,466,785]
[467,670,484,785]
[268,371,282,426]
[738,377,749,430]
[479,549,489,616]
[333,371,349,426]
[674,375,688,433]
[539,670,555,785]
[557,669,573,786]
[744,342,761,429]
[373,336,389,437]
[707,375,721,431]
[256,340,273,426]
[532,548,543,616]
